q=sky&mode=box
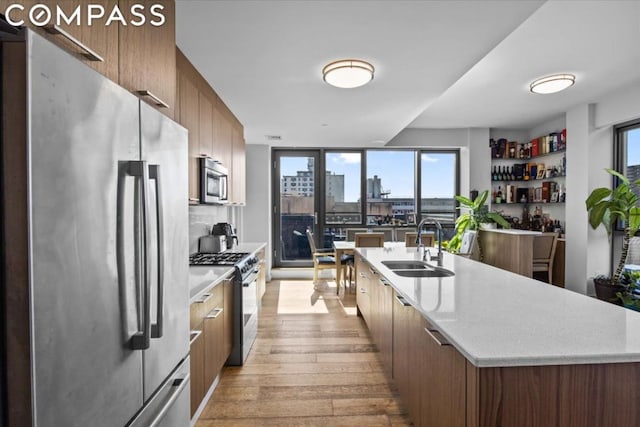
[280,151,456,201]
[627,128,640,167]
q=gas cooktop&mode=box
[189,252,250,266]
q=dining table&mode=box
[333,241,406,294]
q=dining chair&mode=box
[346,228,368,241]
[532,232,558,284]
[354,232,385,248]
[306,229,351,287]
[404,232,434,248]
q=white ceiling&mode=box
[175,1,640,147]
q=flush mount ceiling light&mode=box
[322,59,374,89]
[529,74,575,94]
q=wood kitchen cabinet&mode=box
[176,48,246,205]
[419,318,465,427]
[203,283,225,387]
[392,290,423,423]
[213,101,234,172]
[369,272,393,376]
[190,276,234,419]
[189,327,205,417]
[0,0,119,81]
[118,0,176,119]
[230,121,246,205]
[1,1,177,117]
[355,255,371,325]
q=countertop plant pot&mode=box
[594,277,623,306]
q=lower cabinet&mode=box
[189,275,234,418]
[257,248,267,302]
[370,274,393,376]
[419,318,466,427]
[189,327,205,417]
[355,255,371,324]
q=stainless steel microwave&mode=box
[200,158,228,204]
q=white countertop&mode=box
[356,246,640,368]
[189,242,266,301]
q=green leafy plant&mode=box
[585,168,640,285]
[448,190,510,259]
[617,270,640,311]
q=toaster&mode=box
[198,235,227,253]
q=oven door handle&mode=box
[242,271,260,287]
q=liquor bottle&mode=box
[509,166,515,181]
[519,144,525,159]
[496,186,503,204]
[491,166,496,181]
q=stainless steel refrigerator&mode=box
[1,30,190,426]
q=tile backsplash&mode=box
[189,204,229,254]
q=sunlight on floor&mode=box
[275,280,333,314]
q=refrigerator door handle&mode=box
[129,160,152,350]
[148,373,190,427]
[149,164,164,339]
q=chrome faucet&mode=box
[416,217,443,266]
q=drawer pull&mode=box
[379,278,391,286]
[45,25,104,62]
[137,90,170,109]
[206,308,223,319]
[196,293,214,304]
[369,267,378,275]
[189,330,202,345]
[360,288,367,294]
[424,327,450,346]
[358,272,366,278]
[395,295,411,307]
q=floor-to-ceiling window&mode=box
[272,148,460,267]
[612,119,640,268]
[366,150,415,226]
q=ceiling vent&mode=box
[265,135,282,141]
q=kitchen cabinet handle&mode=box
[424,327,450,346]
[395,295,411,307]
[137,90,170,109]
[196,292,214,304]
[360,288,367,294]
[45,25,104,62]
[379,278,391,286]
[150,165,164,339]
[369,267,378,275]
[189,330,202,345]
[358,272,367,278]
[206,308,223,319]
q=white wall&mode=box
[241,144,272,279]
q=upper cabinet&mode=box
[1,1,176,118]
[118,0,176,119]
[176,48,246,206]
[0,0,119,81]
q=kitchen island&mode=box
[355,245,640,426]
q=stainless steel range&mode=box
[189,251,259,365]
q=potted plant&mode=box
[448,190,510,260]
[585,168,640,304]
[617,270,640,311]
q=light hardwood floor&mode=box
[196,279,411,427]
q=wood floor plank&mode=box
[332,397,406,416]
[226,362,376,376]
[200,399,333,419]
[244,353,317,365]
[258,384,398,401]
[219,372,390,387]
[194,280,405,425]
[196,414,391,427]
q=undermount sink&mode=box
[381,260,429,270]
[381,259,455,278]
[392,268,455,278]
